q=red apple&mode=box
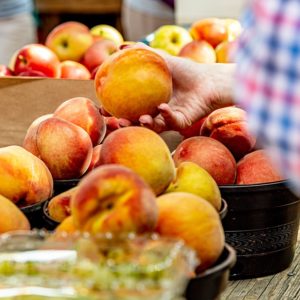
[12,44,61,78]
[82,39,118,72]
[60,60,91,80]
[0,65,14,76]
[45,21,94,62]
[178,40,216,63]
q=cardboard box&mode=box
[0,77,97,148]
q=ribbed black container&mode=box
[185,244,236,300]
[220,180,300,279]
[53,179,80,196]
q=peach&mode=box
[59,60,91,80]
[179,117,207,139]
[23,117,93,179]
[71,165,158,234]
[53,97,106,146]
[200,106,257,160]
[45,21,93,62]
[82,39,118,72]
[178,40,216,63]
[0,195,30,233]
[215,40,237,63]
[173,136,236,185]
[55,216,77,234]
[156,192,225,271]
[87,144,102,172]
[0,146,53,205]
[236,150,284,184]
[99,127,176,195]
[94,48,172,122]
[190,18,229,48]
[47,187,77,223]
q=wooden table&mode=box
[221,229,300,299]
[34,0,123,42]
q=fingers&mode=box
[139,114,167,133]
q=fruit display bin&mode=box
[220,180,300,279]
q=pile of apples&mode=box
[0,22,124,79]
[149,17,242,63]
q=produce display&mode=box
[0,16,288,299]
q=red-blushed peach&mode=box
[24,117,93,180]
[190,18,229,48]
[236,149,284,184]
[0,145,53,205]
[178,40,216,63]
[23,114,53,156]
[179,117,207,139]
[47,187,77,223]
[0,195,31,233]
[87,144,102,172]
[71,164,158,234]
[173,136,236,185]
[155,192,225,271]
[59,60,91,80]
[53,97,106,146]
[99,126,176,195]
[94,48,172,122]
[200,106,256,160]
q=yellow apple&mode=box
[90,24,124,46]
[150,25,193,56]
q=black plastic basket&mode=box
[53,178,80,196]
[220,180,300,279]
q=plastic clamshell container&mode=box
[220,180,300,279]
[0,231,198,300]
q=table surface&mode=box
[221,229,300,300]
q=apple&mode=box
[150,25,193,56]
[12,44,61,78]
[0,65,14,76]
[165,161,222,210]
[45,21,94,62]
[190,18,228,48]
[23,116,93,180]
[60,60,91,80]
[95,48,172,122]
[178,40,216,63]
[99,126,176,195]
[0,195,30,233]
[0,145,53,205]
[53,97,106,146]
[71,164,158,234]
[90,24,124,46]
[82,39,119,72]
[155,192,225,271]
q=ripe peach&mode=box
[215,40,237,63]
[0,195,30,233]
[53,97,106,146]
[156,192,225,271]
[190,18,228,48]
[179,117,207,139]
[99,127,176,195]
[236,150,284,184]
[200,106,256,160]
[71,165,158,234]
[173,136,236,185]
[94,48,172,122]
[55,216,77,234]
[178,40,216,63]
[47,187,77,223]
[0,146,53,205]
[87,144,102,172]
[24,117,93,180]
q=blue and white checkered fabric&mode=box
[235,0,300,195]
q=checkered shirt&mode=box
[234,0,300,195]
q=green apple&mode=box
[165,161,222,210]
[150,25,193,56]
[90,24,124,45]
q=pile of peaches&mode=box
[0,17,241,79]
[0,35,283,276]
